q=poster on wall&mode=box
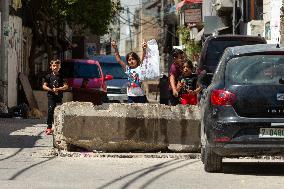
[265,22,271,40]
[270,0,281,44]
[184,8,202,23]
[140,39,160,81]
[86,43,97,59]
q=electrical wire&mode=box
[121,3,143,7]
[117,13,177,39]
[111,3,180,45]
[118,13,159,26]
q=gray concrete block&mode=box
[53,102,201,152]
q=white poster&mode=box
[270,0,281,44]
[140,39,160,81]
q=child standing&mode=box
[158,74,169,105]
[169,49,186,106]
[111,40,148,103]
[176,61,202,105]
[42,59,68,135]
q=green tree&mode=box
[19,0,121,86]
[177,26,202,62]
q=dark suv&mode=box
[200,44,284,172]
[197,35,266,86]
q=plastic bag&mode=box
[140,39,160,81]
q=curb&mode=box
[55,149,201,159]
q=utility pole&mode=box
[1,0,9,104]
[126,7,133,51]
[232,0,236,34]
[161,0,165,72]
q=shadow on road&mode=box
[0,118,45,149]
[8,156,56,180]
[0,118,47,162]
[0,118,57,180]
[97,159,199,189]
[223,161,284,176]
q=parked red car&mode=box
[60,59,113,104]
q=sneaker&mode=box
[45,128,53,135]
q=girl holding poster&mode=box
[111,40,148,103]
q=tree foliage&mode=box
[22,0,121,50]
[177,26,202,62]
[23,0,121,35]
[51,0,121,35]
[18,0,121,86]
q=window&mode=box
[100,63,128,79]
[226,55,284,85]
[61,62,101,78]
[243,0,263,22]
[205,40,263,72]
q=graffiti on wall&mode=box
[7,16,22,107]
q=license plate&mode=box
[259,128,284,138]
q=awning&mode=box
[176,0,202,11]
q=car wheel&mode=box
[204,141,222,173]
[200,123,205,164]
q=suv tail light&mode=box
[211,90,236,106]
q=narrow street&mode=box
[1,118,284,189]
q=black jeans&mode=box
[168,90,179,106]
[47,96,62,129]
[160,98,169,105]
[128,96,148,103]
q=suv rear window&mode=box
[226,55,284,85]
[100,63,128,79]
[206,40,263,70]
[61,62,101,78]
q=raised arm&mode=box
[141,40,147,62]
[111,41,127,70]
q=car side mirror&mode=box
[105,74,113,81]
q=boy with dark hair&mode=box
[42,59,68,135]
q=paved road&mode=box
[1,118,284,189]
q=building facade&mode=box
[202,0,282,45]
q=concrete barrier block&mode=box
[53,102,201,152]
[33,90,73,115]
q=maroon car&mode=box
[61,59,113,104]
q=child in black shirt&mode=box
[176,61,202,105]
[42,59,68,135]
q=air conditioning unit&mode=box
[214,0,233,12]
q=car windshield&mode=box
[61,62,101,78]
[206,40,263,70]
[100,63,128,79]
[226,55,284,85]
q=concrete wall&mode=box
[33,90,73,115]
[8,16,22,107]
[53,102,201,152]
[143,80,159,103]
